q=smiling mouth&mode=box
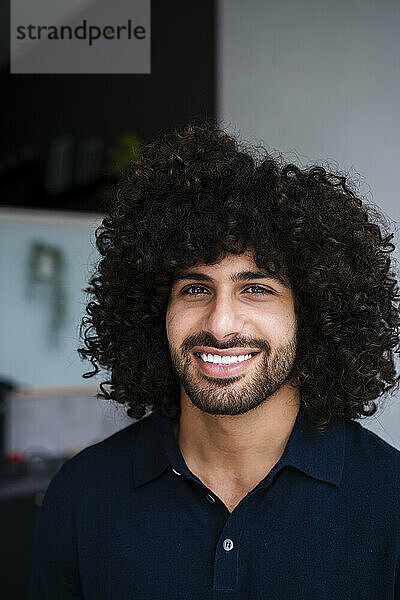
[192,351,261,378]
[194,351,259,365]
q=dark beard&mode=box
[169,335,297,416]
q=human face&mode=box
[166,250,297,416]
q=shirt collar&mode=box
[278,403,345,486]
[132,402,345,489]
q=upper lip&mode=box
[192,347,260,356]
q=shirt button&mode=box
[206,493,215,503]
[172,468,181,475]
[223,538,234,551]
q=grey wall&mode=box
[217,0,400,448]
[0,209,101,388]
[5,391,133,459]
[0,208,136,459]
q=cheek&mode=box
[166,308,193,345]
[254,310,296,341]
[165,309,178,343]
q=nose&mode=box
[201,291,245,340]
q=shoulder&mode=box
[346,418,400,461]
[46,412,155,495]
[344,418,400,492]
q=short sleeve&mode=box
[29,465,84,599]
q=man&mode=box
[31,123,400,599]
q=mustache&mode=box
[181,333,270,354]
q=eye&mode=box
[181,285,210,296]
[180,284,275,297]
[244,285,274,295]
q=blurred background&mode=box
[0,0,399,597]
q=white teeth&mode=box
[198,352,255,364]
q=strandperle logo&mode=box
[15,19,146,46]
[11,0,150,74]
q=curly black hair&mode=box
[78,121,400,431]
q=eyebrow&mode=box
[172,269,288,288]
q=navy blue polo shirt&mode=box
[30,402,400,599]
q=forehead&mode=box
[173,250,290,289]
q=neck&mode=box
[173,387,300,489]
